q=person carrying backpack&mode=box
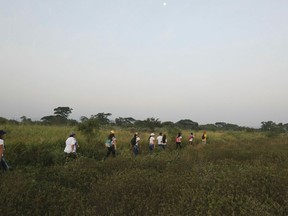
[105,130,117,159]
[176,132,182,149]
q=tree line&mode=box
[1,106,288,133]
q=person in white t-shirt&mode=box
[0,130,10,171]
[148,133,155,153]
[157,132,164,150]
[64,132,77,162]
[132,132,141,157]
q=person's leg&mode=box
[111,146,116,157]
[1,157,9,171]
[149,144,154,153]
[106,147,112,158]
[133,145,138,157]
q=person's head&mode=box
[178,132,181,137]
[150,133,155,136]
[191,132,193,135]
[0,130,7,139]
[69,132,76,137]
[159,132,162,136]
[108,130,115,139]
[203,130,206,134]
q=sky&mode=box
[1,0,288,127]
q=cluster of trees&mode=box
[1,107,288,133]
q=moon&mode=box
[163,2,167,6]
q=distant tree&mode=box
[78,115,100,143]
[41,115,66,124]
[176,119,199,130]
[40,106,74,125]
[261,121,285,133]
[0,117,8,124]
[215,122,242,131]
[80,116,89,122]
[91,113,111,125]
[261,121,277,131]
[162,121,176,128]
[115,117,136,127]
[135,118,161,131]
[53,107,73,119]
[215,122,226,128]
[199,124,218,131]
[20,116,32,124]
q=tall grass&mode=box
[0,124,287,215]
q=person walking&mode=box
[156,132,163,150]
[176,132,182,149]
[202,130,207,144]
[132,133,140,157]
[189,132,195,145]
[162,134,167,150]
[64,132,77,162]
[0,130,10,171]
[148,133,155,153]
[105,130,117,159]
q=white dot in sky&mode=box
[163,2,167,6]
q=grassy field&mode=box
[0,124,288,215]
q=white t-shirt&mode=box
[157,136,163,145]
[163,138,167,145]
[64,137,76,153]
[149,136,155,145]
[0,139,4,156]
[136,137,140,146]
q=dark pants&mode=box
[176,142,182,149]
[1,157,10,171]
[106,145,116,158]
[65,152,77,162]
[133,145,139,156]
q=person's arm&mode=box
[113,138,117,150]
[0,145,3,160]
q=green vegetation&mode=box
[1,124,288,215]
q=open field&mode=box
[0,124,288,215]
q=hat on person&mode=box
[110,130,115,134]
[0,130,7,135]
[150,133,155,136]
[70,131,76,136]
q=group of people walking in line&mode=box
[1,128,208,170]
[64,130,208,161]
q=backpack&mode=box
[105,139,112,147]
[130,136,137,146]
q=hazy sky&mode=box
[1,0,288,127]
